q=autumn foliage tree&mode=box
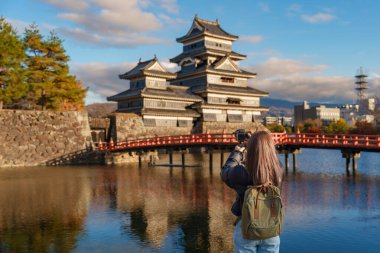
[0,18,86,110]
[322,119,349,134]
[23,24,86,110]
[297,119,322,133]
[0,17,27,108]
[350,121,376,134]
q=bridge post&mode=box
[277,147,301,173]
[345,157,351,176]
[284,153,289,172]
[341,150,360,176]
[149,154,156,166]
[169,150,173,166]
[220,150,224,168]
[352,156,358,176]
[181,151,185,168]
[209,149,213,172]
[292,153,297,173]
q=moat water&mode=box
[0,149,380,253]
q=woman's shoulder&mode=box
[226,164,251,186]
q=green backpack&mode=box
[241,183,283,240]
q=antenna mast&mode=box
[355,67,368,102]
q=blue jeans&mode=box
[234,220,280,253]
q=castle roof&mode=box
[119,57,176,80]
[141,108,200,117]
[191,84,268,97]
[107,85,202,102]
[177,16,238,43]
[174,55,257,79]
[170,48,246,63]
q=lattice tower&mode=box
[355,67,368,102]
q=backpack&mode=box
[241,182,283,240]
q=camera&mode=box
[234,129,251,143]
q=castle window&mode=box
[227,98,241,105]
[221,77,234,83]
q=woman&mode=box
[221,131,283,253]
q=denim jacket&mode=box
[220,148,252,217]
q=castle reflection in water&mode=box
[0,152,379,252]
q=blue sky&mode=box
[2,0,380,104]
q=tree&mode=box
[298,119,322,133]
[323,119,349,134]
[266,123,285,133]
[350,120,376,134]
[0,17,27,108]
[23,25,86,110]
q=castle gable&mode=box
[213,56,240,72]
[146,61,166,72]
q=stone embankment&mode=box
[0,110,93,167]
[109,113,193,141]
[0,110,267,167]
[109,113,266,141]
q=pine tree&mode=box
[0,17,27,108]
[24,25,87,110]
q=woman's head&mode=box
[246,131,282,186]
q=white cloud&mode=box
[41,0,88,11]
[157,0,179,14]
[249,48,281,58]
[57,27,170,47]
[256,75,354,103]
[302,13,336,24]
[85,90,107,104]
[240,35,264,44]
[246,57,356,103]
[287,4,302,13]
[253,57,328,78]
[42,0,180,47]
[7,17,57,36]
[258,2,270,12]
[72,62,135,102]
[6,18,29,33]
[72,59,178,103]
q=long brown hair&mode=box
[246,131,282,187]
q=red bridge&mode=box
[97,133,380,176]
[98,133,380,152]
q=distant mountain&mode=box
[262,97,344,117]
[261,98,299,109]
[86,102,117,118]
[262,97,343,109]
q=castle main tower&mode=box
[170,16,268,132]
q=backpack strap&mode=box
[251,182,276,219]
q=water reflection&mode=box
[0,151,379,252]
[0,168,90,253]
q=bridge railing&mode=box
[97,133,240,151]
[284,133,380,148]
[96,132,380,151]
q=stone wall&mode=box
[145,126,193,137]
[0,110,92,167]
[110,113,267,141]
[109,113,193,141]
[109,113,147,142]
[194,121,267,134]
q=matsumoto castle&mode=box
[108,16,269,131]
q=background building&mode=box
[294,101,340,126]
[339,104,359,126]
[264,116,293,126]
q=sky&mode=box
[2,0,380,105]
